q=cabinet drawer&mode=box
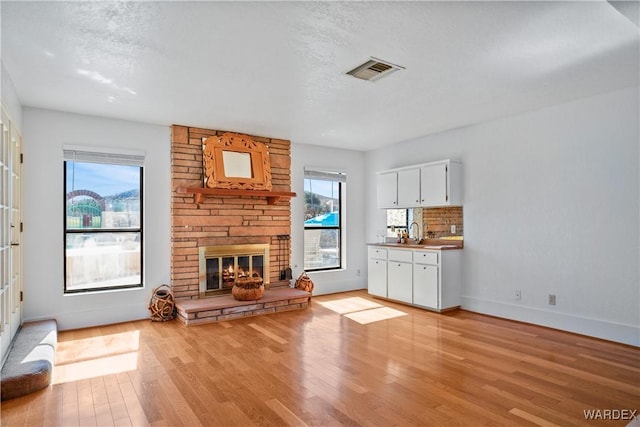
[368,246,388,259]
[414,250,438,265]
[388,249,413,263]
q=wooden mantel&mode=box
[176,187,296,205]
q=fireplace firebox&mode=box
[199,244,270,298]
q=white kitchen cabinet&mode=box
[376,160,462,209]
[397,168,421,207]
[367,244,461,312]
[377,172,398,208]
[419,161,462,207]
[367,247,388,297]
[413,249,462,310]
[387,249,413,303]
[413,253,438,308]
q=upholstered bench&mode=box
[1,319,57,401]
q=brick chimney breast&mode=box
[170,125,292,299]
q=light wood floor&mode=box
[1,290,638,426]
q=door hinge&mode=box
[20,222,23,232]
[20,153,24,164]
[20,291,23,302]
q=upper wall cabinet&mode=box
[377,171,398,208]
[420,161,462,206]
[377,160,462,208]
[398,168,421,207]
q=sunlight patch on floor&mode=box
[53,330,140,384]
[344,306,407,324]
[318,296,407,324]
[53,352,138,384]
[317,297,383,314]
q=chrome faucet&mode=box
[409,221,421,243]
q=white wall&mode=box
[291,143,367,295]
[365,87,639,346]
[22,108,170,330]
[1,62,22,129]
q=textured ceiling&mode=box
[2,1,639,151]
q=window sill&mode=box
[305,268,346,275]
[63,285,144,296]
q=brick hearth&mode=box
[175,288,311,326]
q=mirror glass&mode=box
[222,151,252,178]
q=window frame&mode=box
[303,172,344,272]
[63,158,144,294]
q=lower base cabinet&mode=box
[367,245,462,312]
[413,263,438,308]
[367,256,387,298]
[387,261,412,303]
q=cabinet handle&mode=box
[445,166,449,202]
[398,263,401,267]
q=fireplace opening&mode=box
[199,244,269,298]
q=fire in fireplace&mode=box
[199,244,270,298]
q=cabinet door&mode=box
[420,163,448,206]
[413,264,438,308]
[377,172,398,208]
[367,257,387,297]
[397,168,420,207]
[387,262,412,303]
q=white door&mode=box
[377,172,397,208]
[420,163,448,206]
[397,168,420,207]
[1,108,23,362]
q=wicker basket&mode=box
[148,284,176,321]
[294,272,314,293]
[232,275,265,300]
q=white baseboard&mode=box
[462,296,639,347]
[310,278,366,296]
[24,304,150,331]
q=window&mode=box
[63,148,144,293]
[386,209,413,238]
[303,169,345,271]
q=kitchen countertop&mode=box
[368,240,463,251]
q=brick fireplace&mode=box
[170,125,292,300]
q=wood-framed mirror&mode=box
[202,132,272,190]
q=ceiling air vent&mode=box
[346,57,405,82]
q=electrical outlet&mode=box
[515,290,521,301]
[548,294,556,305]
[451,225,456,234]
